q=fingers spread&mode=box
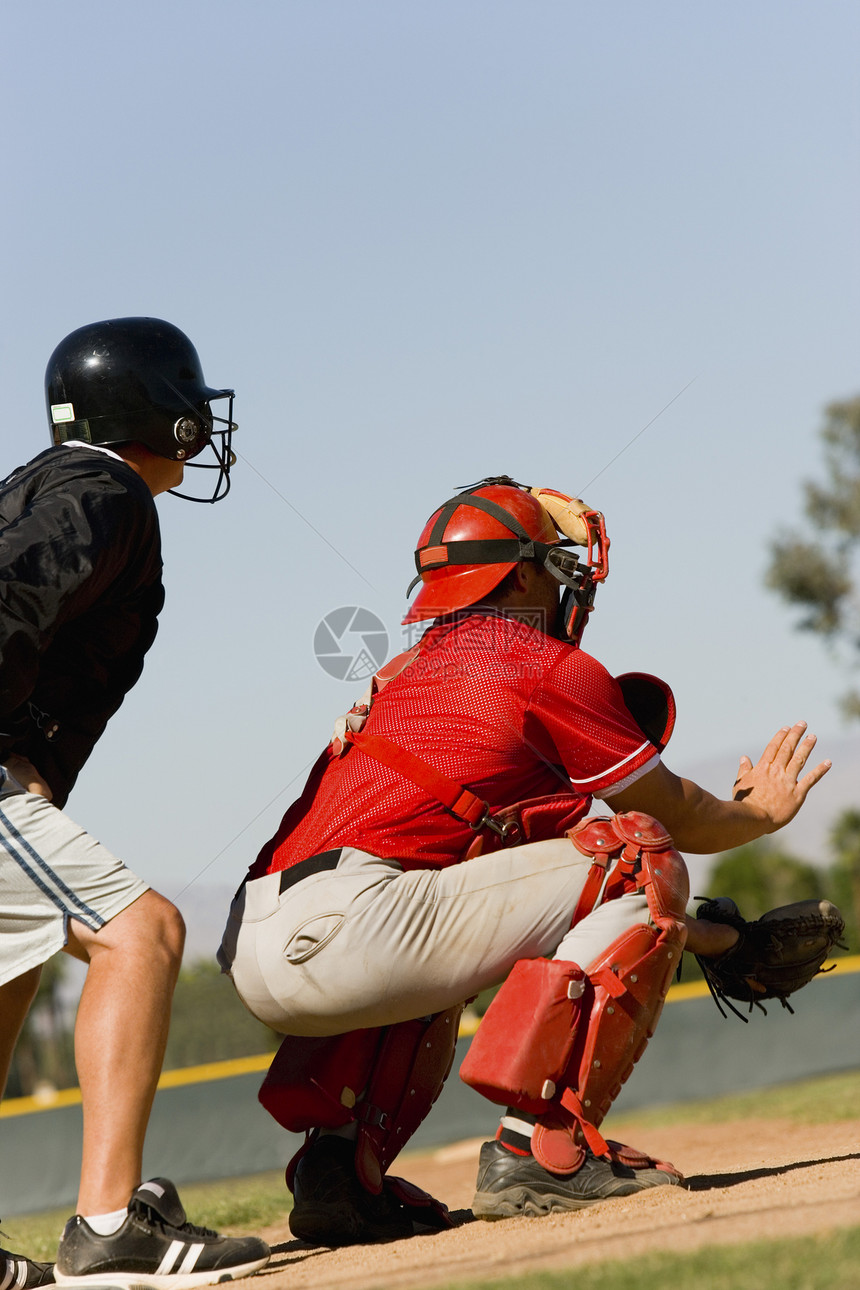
[759,726,792,766]
[789,734,819,774]
[774,721,810,769]
[798,759,832,796]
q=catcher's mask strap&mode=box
[417,536,563,571]
[426,490,537,546]
[406,537,581,596]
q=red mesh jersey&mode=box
[253,613,660,875]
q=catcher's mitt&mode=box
[695,896,847,1021]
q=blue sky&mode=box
[3,1,859,900]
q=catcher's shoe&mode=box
[53,1178,269,1289]
[472,1139,682,1221]
[289,1136,414,1246]
[0,1242,55,1288]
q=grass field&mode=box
[438,1229,860,1290]
[4,1068,858,1289]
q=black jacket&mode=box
[0,445,164,807]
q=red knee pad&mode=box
[459,958,587,1114]
[259,1028,380,1132]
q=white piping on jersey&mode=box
[593,751,661,799]
[567,744,658,788]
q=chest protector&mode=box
[331,640,676,856]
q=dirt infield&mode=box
[253,1117,860,1290]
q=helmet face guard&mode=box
[405,477,609,643]
[46,317,237,504]
[166,390,237,504]
[551,511,610,644]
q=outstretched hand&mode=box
[731,722,830,832]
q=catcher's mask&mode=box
[403,475,609,643]
[45,317,237,504]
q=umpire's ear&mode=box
[616,673,676,752]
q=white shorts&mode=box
[0,766,149,987]
[219,839,652,1036]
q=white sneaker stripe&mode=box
[0,1259,16,1290]
[177,1244,204,1274]
[155,1240,186,1275]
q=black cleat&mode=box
[289,1137,414,1246]
[54,1178,269,1288]
[472,1139,682,1220]
[0,1244,55,1289]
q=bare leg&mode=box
[0,965,42,1097]
[65,889,185,1215]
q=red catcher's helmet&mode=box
[403,480,560,624]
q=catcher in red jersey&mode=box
[219,476,832,1243]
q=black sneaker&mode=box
[289,1137,413,1246]
[0,1243,55,1289]
[54,1178,269,1288]
[472,1139,682,1220]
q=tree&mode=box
[162,959,279,1071]
[5,957,281,1100]
[827,807,860,950]
[766,395,860,718]
[6,955,76,1097]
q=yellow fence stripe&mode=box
[4,954,857,1121]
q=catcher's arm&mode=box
[606,722,830,853]
[683,914,738,958]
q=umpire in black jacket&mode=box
[0,319,269,1290]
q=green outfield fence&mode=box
[2,957,858,1218]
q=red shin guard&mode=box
[262,1005,462,1203]
[460,812,689,1175]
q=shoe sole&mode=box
[289,1204,359,1246]
[289,1204,412,1247]
[472,1169,682,1221]
[472,1184,598,1220]
[52,1256,270,1289]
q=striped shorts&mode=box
[0,765,149,987]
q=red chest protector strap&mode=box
[336,654,674,860]
[347,729,496,833]
[335,632,551,840]
[345,729,592,853]
[334,635,513,838]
